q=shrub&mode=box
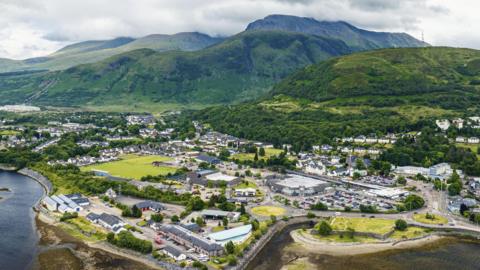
[395,219,408,231]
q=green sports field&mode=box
[81,154,177,180]
[329,217,395,235]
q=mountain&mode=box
[0,30,352,109]
[0,32,223,73]
[0,15,431,110]
[246,15,428,50]
[193,47,480,148]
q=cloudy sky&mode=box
[0,0,478,59]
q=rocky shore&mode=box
[290,229,444,256]
[34,213,159,270]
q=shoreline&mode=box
[35,212,160,270]
[290,229,444,256]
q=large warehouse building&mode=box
[267,174,330,196]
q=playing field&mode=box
[413,213,448,225]
[81,154,177,180]
[251,206,286,216]
[232,148,284,161]
[329,217,395,235]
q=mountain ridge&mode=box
[246,14,428,50]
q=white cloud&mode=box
[0,0,478,59]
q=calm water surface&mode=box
[248,224,480,270]
[0,171,45,270]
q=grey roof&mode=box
[135,200,164,210]
[163,245,184,257]
[160,224,223,252]
[180,223,201,232]
[86,212,99,221]
[197,155,221,164]
[99,213,123,227]
[72,197,90,205]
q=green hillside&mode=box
[194,47,480,149]
[0,30,352,110]
[0,32,222,73]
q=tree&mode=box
[187,196,205,211]
[106,232,115,243]
[448,182,462,196]
[317,221,332,236]
[259,147,266,157]
[311,202,328,211]
[222,216,229,227]
[218,148,231,161]
[225,241,236,254]
[270,215,277,224]
[171,215,180,223]
[395,219,408,231]
[460,203,468,215]
[254,152,259,162]
[151,213,164,223]
[131,205,142,218]
[239,204,246,215]
[196,217,206,227]
[397,176,407,185]
[307,212,316,218]
[359,204,377,213]
[403,194,425,210]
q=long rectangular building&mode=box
[158,224,223,256]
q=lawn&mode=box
[413,213,448,225]
[232,148,284,161]
[61,217,107,242]
[234,181,258,189]
[81,154,177,180]
[251,206,286,216]
[329,217,395,235]
[305,230,378,243]
[0,130,19,136]
[390,226,428,240]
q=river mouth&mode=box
[0,171,45,270]
[247,223,480,270]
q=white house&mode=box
[468,137,479,144]
[234,188,256,197]
[163,246,187,261]
[436,119,451,131]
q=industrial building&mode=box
[267,174,330,196]
[207,224,252,246]
[158,224,224,256]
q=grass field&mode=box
[61,217,107,242]
[251,206,286,216]
[0,130,19,136]
[413,213,448,225]
[390,226,428,240]
[329,217,395,235]
[232,148,284,161]
[81,154,177,180]
[234,181,258,189]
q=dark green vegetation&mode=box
[0,30,352,108]
[0,32,223,73]
[246,15,428,50]
[0,15,426,110]
[195,47,480,149]
[107,231,153,254]
[381,128,480,176]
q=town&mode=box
[1,110,480,270]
